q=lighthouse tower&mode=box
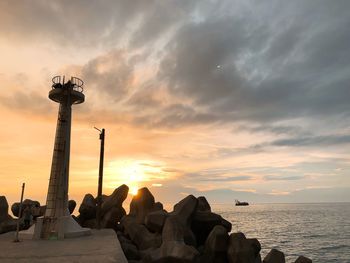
[33,76,90,239]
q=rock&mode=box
[117,231,133,245]
[221,218,232,232]
[11,199,40,218]
[129,187,155,224]
[184,226,197,247]
[162,216,186,242]
[197,196,211,212]
[263,249,285,263]
[22,199,40,208]
[0,216,26,234]
[0,196,19,234]
[81,218,97,228]
[172,195,198,225]
[115,222,124,232]
[144,240,199,263]
[32,205,46,218]
[121,242,140,260]
[121,216,161,250]
[227,232,261,263]
[139,247,157,260]
[153,202,164,211]
[0,218,18,234]
[72,215,80,224]
[79,194,96,220]
[0,196,11,222]
[162,214,197,245]
[145,210,168,233]
[101,206,126,229]
[197,245,205,254]
[157,215,196,246]
[191,211,223,245]
[100,194,109,203]
[163,197,199,246]
[295,256,312,263]
[10,203,20,218]
[68,200,76,214]
[203,225,229,263]
[101,184,129,216]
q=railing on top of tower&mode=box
[52,76,84,93]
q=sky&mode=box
[0,0,349,207]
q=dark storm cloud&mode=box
[158,0,350,124]
[0,0,153,46]
[213,133,350,157]
[2,0,350,134]
[269,134,350,147]
[142,104,218,128]
[209,133,350,159]
[235,124,308,136]
[158,16,248,105]
[127,87,163,109]
[81,50,136,99]
[0,0,197,48]
[129,0,197,48]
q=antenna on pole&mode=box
[94,127,102,132]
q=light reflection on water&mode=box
[212,203,350,263]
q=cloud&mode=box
[184,169,253,183]
[0,91,55,116]
[157,0,350,126]
[0,1,153,46]
[129,1,197,48]
[269,134,350,147]
[201,175,253,182]
[236,124,308,136]
[81,49,136,100]
[264,175,305,181]
[2,0,350,131]
[268,190,290,196]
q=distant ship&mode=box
[235,200,249,206]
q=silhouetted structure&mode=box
[32,76,90,239]
[235,200,249,206]
[95,128,105,229]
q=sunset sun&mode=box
[104,159,165,196]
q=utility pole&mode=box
[14,183,25,242]
[94,127,105,229]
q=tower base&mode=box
[20,216,91,240]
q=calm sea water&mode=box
[212,203,350,263]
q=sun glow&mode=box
[104,159,165,196]
[130,186,139,196]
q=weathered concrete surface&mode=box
[0,229,127,263]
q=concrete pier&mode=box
[0,229,127,263]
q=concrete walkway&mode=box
[0,229,128,263]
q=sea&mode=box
[211,203,350,263]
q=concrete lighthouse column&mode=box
[45,98,72,218]
[24,77,91,240]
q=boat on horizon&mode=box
[235,199,249,206]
